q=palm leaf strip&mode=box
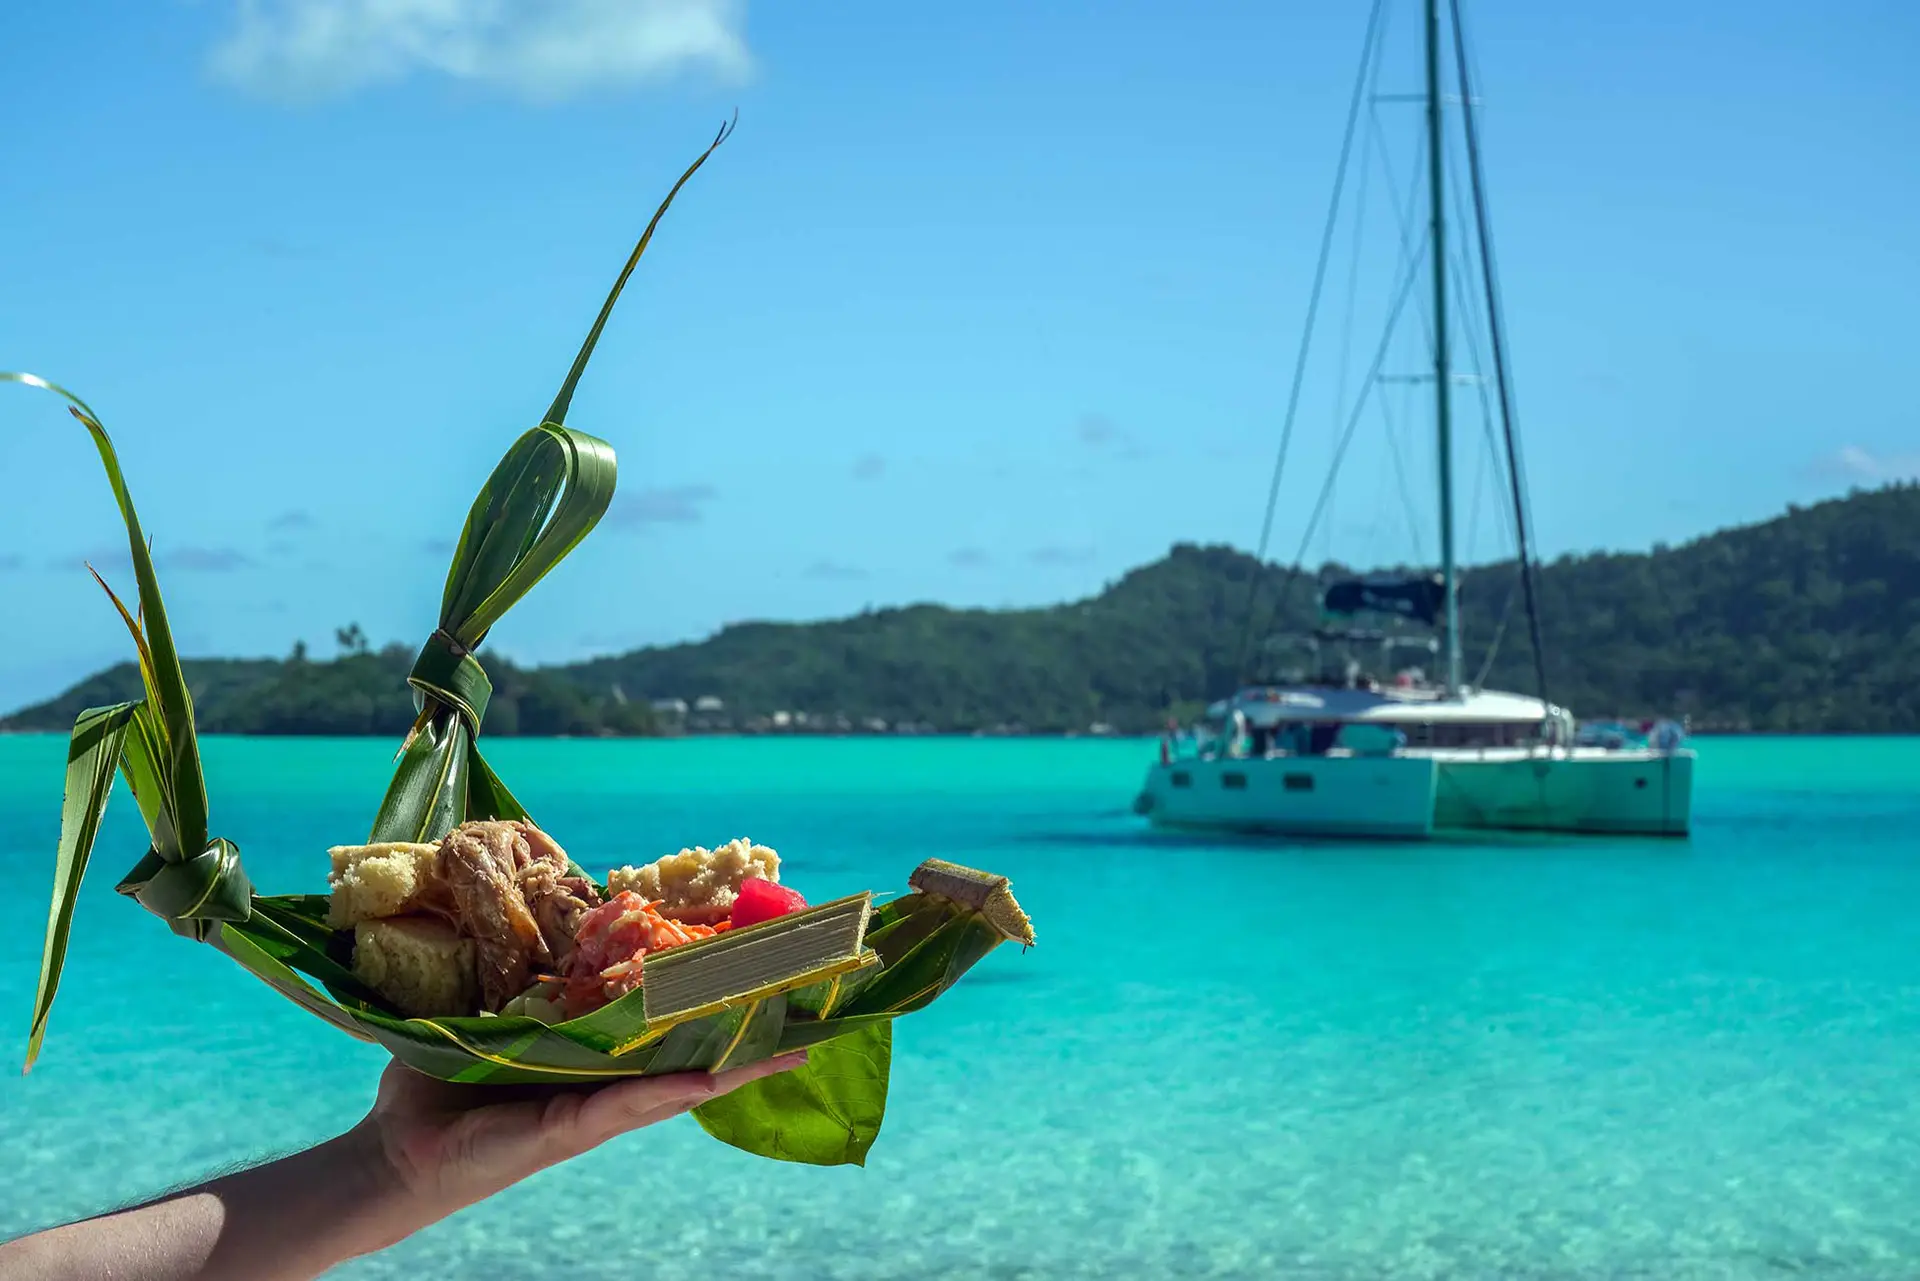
[368,116,736,849]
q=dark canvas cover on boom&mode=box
[1321,574,1446,626]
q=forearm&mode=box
[2,1055,803,1280]
[0,1124,426,1281]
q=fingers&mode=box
[567,1051,808,1149]
[712,1050,811,1095]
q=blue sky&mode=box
[3,0,1917,712]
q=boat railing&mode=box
[1159,717,1686,766]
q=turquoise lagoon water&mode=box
[1,734,1917,1279]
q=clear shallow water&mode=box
[1,734,1917,1279]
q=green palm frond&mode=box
[8,124,1034,1165]
[369,117,732,850]
[7,371,253,1072]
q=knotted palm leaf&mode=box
[10,124,1033,1168]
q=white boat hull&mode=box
[1135,747,1692,839]
[1136,754,1440,838]
[1433,747,1692,835]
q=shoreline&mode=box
[2,727,1915,741]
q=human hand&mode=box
[0,1052,810,1281]
[348,1051,809,1247]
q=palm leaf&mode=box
[16,377,209,862]
[368,117,733,852]
[10,360,1035,1153]
[9,124,1037,1163]
[7,373,252,1071]
[690,862,1036,1164]
[24,701,141,1072]
[368,122,731,846]
[692,1023,892,1166]
[542,113,736,429]
[117,697,171,844]
[200,867,1029,1102]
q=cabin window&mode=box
[1221,771,1248,790]
[1170,770,1192,788]
[1284,773,1314,792]
[1413,721,1547,749]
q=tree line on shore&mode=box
[7,484,1916,737]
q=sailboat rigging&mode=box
[1136,0,1694,839]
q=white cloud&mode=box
[1822,445,1920,483]
[802,560,868,581]
[210,0,751,101]
[607,483,719,527]
[1075,414,1126,447]
[1029,545,1096,567]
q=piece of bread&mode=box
[328,842,442,927]
[353,916,477,1018]
[608,838,780,924]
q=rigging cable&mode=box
[1244,235,1432,655]
[1449,0,1553,714]
[1278,231,1432,603]
[1334,35,1526,687]
[1234,0,1391,684]
[1445,134,1525,682]
[1325,62,1384,573]
[1372,364,1428,561]
[1472,577,1519,688]
[1371,100,1438,563]
[1371,103,1515,572]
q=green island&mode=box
[6,483,1915,738]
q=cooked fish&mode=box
[435,819,604,1011]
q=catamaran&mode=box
[1134,0,1693,839]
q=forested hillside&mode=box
[7,485,1916,735]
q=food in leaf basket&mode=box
[331,821,815,1021]
[8,118,1035,1169]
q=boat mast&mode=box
[1425,0,1462,694]
[1449,0,1553,718]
